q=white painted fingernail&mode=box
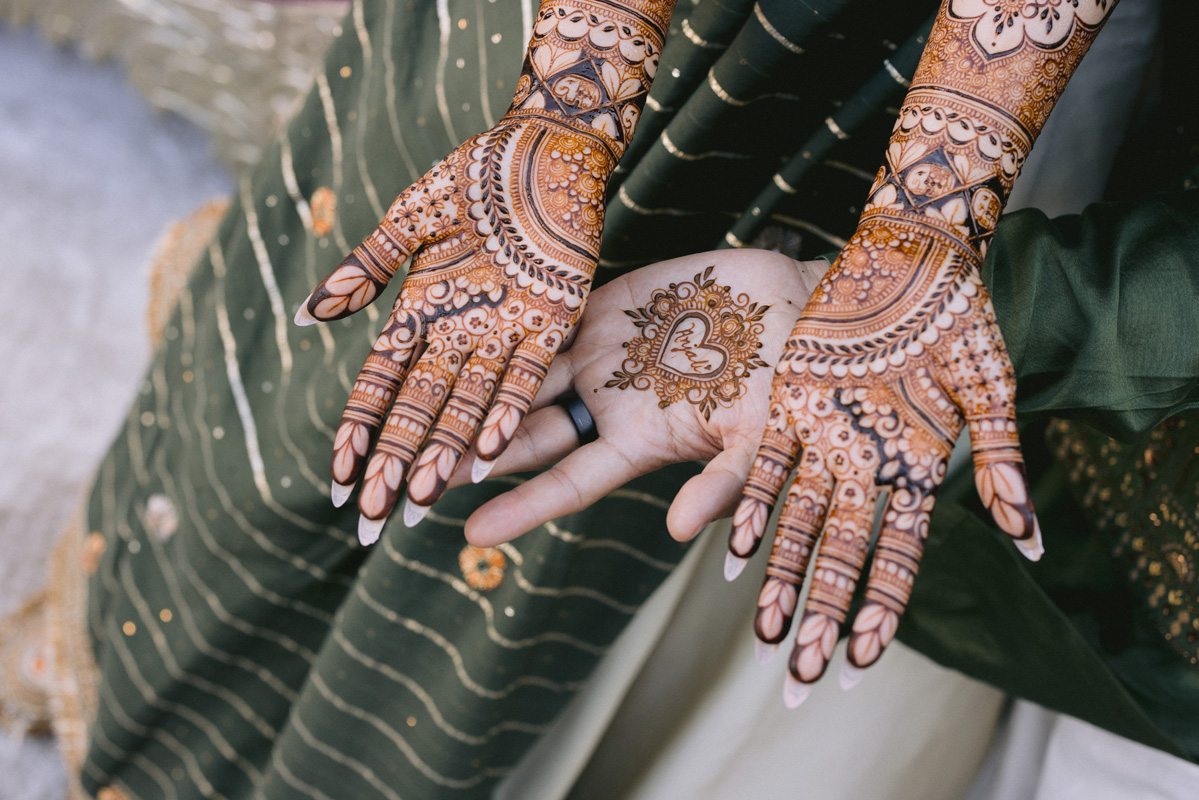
[783,674,811,709]
[472,457,496,484]
[331,481,352,508]
[403,498,430,528]
[358,515,385,546]
[840,662,865,691]
[724,553,747,582]
[755,640,778,666]
[294,296,317,326]
[1016,518,1044,562]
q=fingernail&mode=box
[1016,518,1044,562]
[472,458,496,484]
[294,296,317,327]
[724,553,747,582]
[331,481,353,508]
[358,515,385,546]
[783,674,811,709]
[840,662,865,691]
[403,498,430,528]
[755,640,778,665]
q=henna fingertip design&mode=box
[755,640,778,666]
[403,498,431,529]
[294,297,317,327]
[783,674,811,710]
[330,481,353,508]
[724,552,747,582]
[839,662,865,691]
[472,457,497,484]
[358,515,385,546]
[1015,516,1044,562]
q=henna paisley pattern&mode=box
[730,0,1115,704]
[296,0,676,542]
[605,266,769,420]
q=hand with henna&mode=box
[443,250,826,545]
[294,0,677,543]
[728,0,1118,706]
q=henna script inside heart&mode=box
[657,312,729,379]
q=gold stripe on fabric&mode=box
[381,537,605,654]
[210,240,274,504]
[496,544,639,614]
[108,622,247,793]
[435,0,460,143]
[289,712,409,797]
[271,748,337,800]
[352,0,387,219]
[124,406,151,487]
[355,582,585,698]
[383,0,420,180]
[602,486,671,510]
[660,130,752,161]
[306,673,504,788]
[724,231,745,248]
[753,2,804,54]
[769,213,848,248]
[824,116,850,140]
[239,179,294,375]
[314,72,355,258]
[772,173,798,194]
[88,720,180,800]
[645,95,670,112]
[476,0,497,127]
[681,18,721,48]
[541,519,676,571]
[823,158,874,181]
[706,69,749,106]
[617,184,698,216]
[883,58,910,87]
[151,360,170,430]
[332,629,549,744]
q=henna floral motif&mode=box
[731,0,1115,703]
[605,266,769,421]
[296,1,676,541]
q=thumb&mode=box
[666,442,756,542]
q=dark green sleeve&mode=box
[983,189,1199,441]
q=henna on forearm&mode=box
[297,1,678,538]
[605,266,770,420]
[732,0,1118,697]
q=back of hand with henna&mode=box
[729,0,1117,705]
[295,0,676,543]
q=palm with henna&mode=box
[728,0,1117,707]
[294,0,676,543]
[444,250,826,546]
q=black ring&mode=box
[556,391,598,445]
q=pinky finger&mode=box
[471,340,556,481]
[968,416,1043,560]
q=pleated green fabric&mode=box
[82,2,1199,798]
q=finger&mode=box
[785,478,877,704]
[845,486,935,684]
[449,399,582,490]
[726,401,800,579]
[666,443,757,543]
[752,464,834,660]
[471,340,557,482]
[329,307,423,504]
[464,438,641,547]
[969,415,1042,560]
[296,207,419,325]
[403,353,508,520]
[357,343,469,543]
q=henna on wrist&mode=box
[732,0,1117,697]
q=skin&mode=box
[447,249,825,544]
[295,0,679,544]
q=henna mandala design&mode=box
[731,0,1114,703]
[605,266,769,421]
[297,1,676,539]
